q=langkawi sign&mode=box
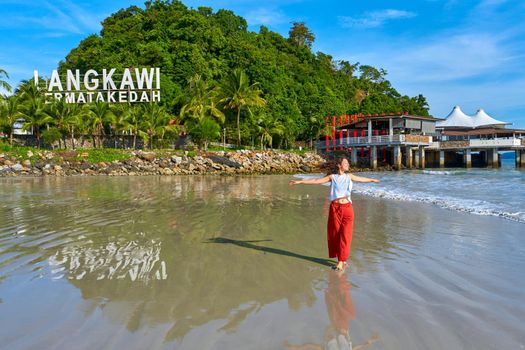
[33,67,161,104]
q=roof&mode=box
[442,127,525,136]
[437,106,512,129]
[472,109,509,127]
[436,106,474,128]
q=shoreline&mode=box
[0,149,393,177]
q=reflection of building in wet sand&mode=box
[48,239,167,282]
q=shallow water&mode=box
[0,175,524,349]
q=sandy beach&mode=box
[0,175,524,349]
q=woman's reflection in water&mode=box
[285,270,379,350]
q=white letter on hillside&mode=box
[119,68,135,90]
[103,68,117,90]
[48,70,63,91]
[135,68,154,90]
[84,70,99,91]
[156,68,160,89]
[67,70,81,91]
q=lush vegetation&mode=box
[0,0,430,150]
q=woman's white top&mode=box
[329,173,353,202]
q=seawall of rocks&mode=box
[0,150,328,177]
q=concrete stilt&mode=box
[370,146,377,169]
[439,150,445,168]
[351,147,358,166]
[464,149,472,168]
[414,148,420,168]
[405,146,413,169]
[393,145,402,170]
[488,148,499,168]
[419,146,426,169]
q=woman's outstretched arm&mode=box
[349,173,380,183]
[289,175,332,185]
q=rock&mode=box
[27,151,33,157]
[208,156,242,169]
[11,164,24,172]
[21,160,31,168]
[44,164,52,170]
[4,159,13,166]
[300,165,311,172]
[137,151,156,162]
[171,156,183,164]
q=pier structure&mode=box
[316,107,525,169]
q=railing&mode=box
[316,134,432,149]
[469,138,521,147]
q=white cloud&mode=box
[390,33,509,82]
[244,8,289,26]
[339,9,417,29]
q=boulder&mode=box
[11,164,24,172]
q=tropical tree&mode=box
[180,74,225,124]
[0,95,22,145]
[18,81,53,148]
[108,104,132,148]
[189,117,221,151]
[0,68,12,94]
[140,103,178,149]
[288,22,315,48]
[86,102,113,148]
[252,112,284,150]
[217,69,266,146]
[46,99,73,148]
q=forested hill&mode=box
[59,0,430,146]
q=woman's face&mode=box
[338,159,349,172]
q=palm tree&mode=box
[0,68,12,94]
[180,74,225,124]
[253,112,284,150]
[140,103,177,149]
[18,81,53,148]
[46,99,73,149]
[0,95,22,145]
[86,102,113,148]
[217,69,266,146]
[108,104,132,148]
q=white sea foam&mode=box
[353,186,525,223]
[293,165,525,223]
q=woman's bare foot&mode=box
[334,261,347,271]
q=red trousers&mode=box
[327,202,354,262]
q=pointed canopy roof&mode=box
[436,106,475,128]
[472,109,509,128]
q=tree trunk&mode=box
[71,127,76,150]
[9,131,13,146]
[236,107,241,146]
[133,133,137,149]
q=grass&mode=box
[76,148,132,164]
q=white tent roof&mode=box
[437,106,510,129]
[436,106,474,128]
[472,109,509,128]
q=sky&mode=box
[1,0,525,128]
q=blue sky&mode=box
[1,0,525,128]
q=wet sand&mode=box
[0,175,524,349]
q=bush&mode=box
[41,128,62,148]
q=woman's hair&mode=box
[324,155,348,175]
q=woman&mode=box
[289,156,380,271]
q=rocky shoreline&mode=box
[0,150,330,177]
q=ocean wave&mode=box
[422,170,465,175]
[353,187,525,224]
